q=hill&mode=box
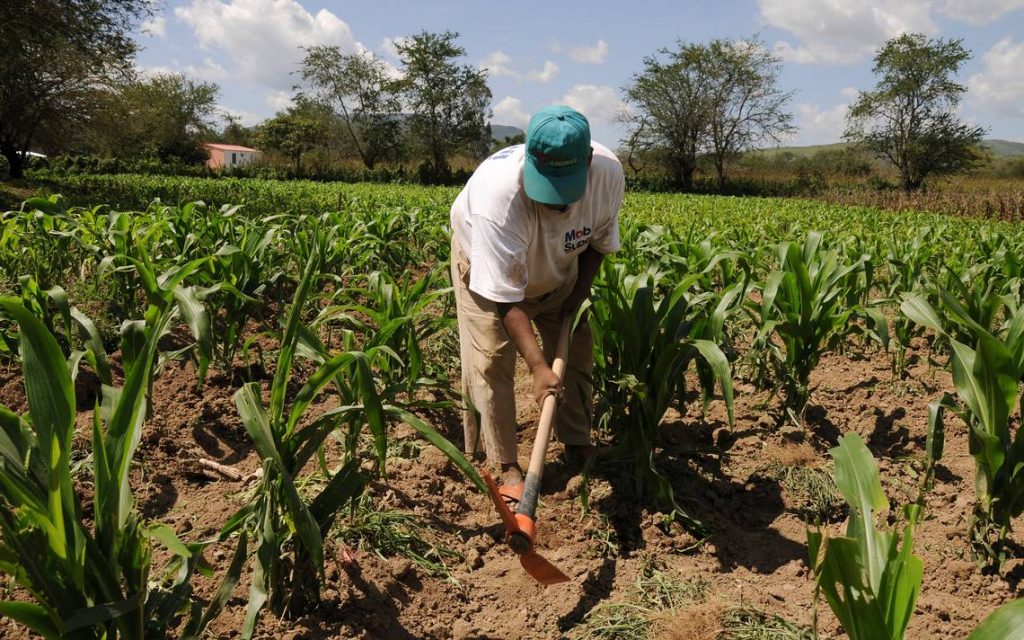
[756,138,1024,159]
[490,124,524,141]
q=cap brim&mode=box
[523,161,587,206]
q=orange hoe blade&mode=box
[483,470,569,585]
[479,317,573,586]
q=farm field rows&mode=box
[2,175,1024,639]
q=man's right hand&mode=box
[532,364,562,406]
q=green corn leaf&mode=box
[144,523,192,558]
[0,298,80,579]
[831,433,887,592]
[181,533,248,640]
[172,286,213,386]
[0,601,61,640]
[235,384,283,468]
[387,406,486,493]
[308,460,365,529]
[900,296,945,335]
[969,598,1024,639]
[692,339,734,426]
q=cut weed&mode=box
[761,460,845,523]
[572,558,810,640]
[338,495,461,580]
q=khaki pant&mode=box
[450,238,593,465]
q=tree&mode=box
[105,73,220,163]
[299,46,404,170]
[704,38,795,188]
[219,113,256,148]
[621,37,794,190]
[621,43,714,189]
[0,0,149,178]
[395,31,492,182]
[256,101,328,172]
[844,33,986,191]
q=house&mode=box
[203,143,259,170]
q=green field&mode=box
[2,175,1024,639]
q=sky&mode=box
[135,0,1024,149]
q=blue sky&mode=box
[136,0,1024,148]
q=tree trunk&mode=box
[1,147,25,179]
[679,165,695,191]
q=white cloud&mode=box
[758,0,936,64]
[265,90,295,112]
[183,57,229,81]
[568,39,608,64]
[527,61,559,83]
[840,86,860,100]
[136,64,177,78]
[561,84,625,124]
[480,51,518,78]
[480,52,559,83]
[379,35,410,61]
[791,102,850,145]
[939,0,1024,25]
[968,37,1024,118]
[492,97,530,128]
[142,15,167,39]
[174,0,364,89]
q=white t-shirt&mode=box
[450,141,624,303]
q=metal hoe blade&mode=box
[482,470,569,585]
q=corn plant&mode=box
[201,217,286,376]
[807,433,923,640]
[882,227,936,375]
[0,298,237,639]
[751,232,886,425]
[315,268,454,395]
[226,242,483,636]
[589,262,734,532]
[902,291,1024,568]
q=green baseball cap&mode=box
[523,105,591,206]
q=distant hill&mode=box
[982,139,1024,158]
[490,124,524,141]
[755,139,1024,159]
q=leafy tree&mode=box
[704,38,795,188]
[621,37,794,190]
[219,113,257,148]
[299,47,404,169]
[395,31,491,183]
[103,73,220,163]
[621,42,714,189]
[256,101,328,172]
[0,0,149,178]
[844,33,986,192]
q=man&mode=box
[449,105,624,503]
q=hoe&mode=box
[482,317,571,585]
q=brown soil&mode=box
[0,336,1018,640]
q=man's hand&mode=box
[532,364,562,406]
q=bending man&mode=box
[449,105,625,502]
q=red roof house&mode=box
[203,143,259,170]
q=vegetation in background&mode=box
[844,33,986,192]
[299,46,405,170]
[394,31,493,183]
[0,0,149,178]
[621,35,795,189]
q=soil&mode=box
[0,334,1018,640]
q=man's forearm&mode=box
[574,246,605,297]
[497,303,547,371]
